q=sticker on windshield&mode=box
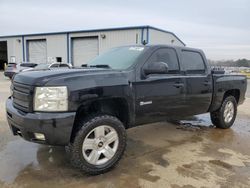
[129,47,144,51]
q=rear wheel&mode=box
[210,96,237,129]
[69,115,126,175]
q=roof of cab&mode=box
[144,44,203,52]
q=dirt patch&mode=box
[171,184,196,188]
[176,162,209,180]
[209,160,233,170]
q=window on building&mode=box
[56,57,62,63]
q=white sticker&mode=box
[129,47,144,51]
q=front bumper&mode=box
[6,97,76,146]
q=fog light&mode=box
[34,133,45,141]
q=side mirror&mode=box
[143,62,169,76]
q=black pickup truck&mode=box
[6,45,247,174]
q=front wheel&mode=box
[210,96,237,129]
[70,115,126,175]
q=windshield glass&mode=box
[87,46,145,70]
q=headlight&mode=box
[34,86,68,112]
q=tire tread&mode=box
[69,115,126,175]
[210,96,237,129]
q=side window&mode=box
[146,48,180,74]
[181,51,206,74]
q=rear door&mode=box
[135,47,186,125]
[180,50,213,115]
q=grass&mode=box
[240,71,250,78]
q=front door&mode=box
[134,47,186,125]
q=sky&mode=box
[0,0,249,60]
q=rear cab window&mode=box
[181,50,206,74]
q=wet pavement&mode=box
[0,72,250,188]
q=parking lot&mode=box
[0,72,250,188]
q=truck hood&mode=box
[13,68,130,88]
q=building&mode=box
[0,25,185,70]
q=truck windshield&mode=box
[87,46,145,70]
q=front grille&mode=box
[12,82,33,112]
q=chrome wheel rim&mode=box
[82,125,119,165]
[224,101,234,123]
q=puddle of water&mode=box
[169,113,215,132]
[0,140,39,183]
[0,136,172,187]
[0,120,207,188]
[179,113,213,126]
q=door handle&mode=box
[173,83,184,88]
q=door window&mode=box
[145,48,180,74]
[181,51,206,74]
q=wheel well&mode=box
[70,98,130,142]
[223,89,240,103]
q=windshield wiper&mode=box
[89,64,111,69]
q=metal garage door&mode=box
[28,39,47,64]
[72,37,98,67]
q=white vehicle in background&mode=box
[31,63,72,71]
[4,62,38,79]
[4,62,72,79]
